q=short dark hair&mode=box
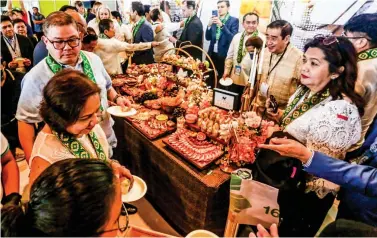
[267,20,293,39]
[59,5,77,12]
[245,36,263,49]
[12,18,26,26]
[98,19,113,34]
[32,7,39,11]
[131,2,145,16]
[43,11,78,35]
[217,0,230,7]
[111,11,121,20]
[344,13,377,47]
[1,159,117,236]
[144,4,151,14]
[183,0,196,10]
[39,69,101,133]
[304,36,364,116]
[160,1,171,12]
[150,8,161,22]
[1,15,12,23]
[83,27,98,44]
[243,12,259,23]
[92,1,103,9]
[74,1,83,7]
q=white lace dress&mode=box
[284,90,362,198]
[29,124,110,166]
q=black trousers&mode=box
[35,32,44,41]
[207,53,226,88]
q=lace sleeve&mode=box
[306,100,362,159]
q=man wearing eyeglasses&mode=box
[16,11,130,163]
[33,8,87,66]
[343,13,377,152]
[252,20,302,114]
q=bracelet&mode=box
[113,94,122,103]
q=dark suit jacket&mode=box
[178,15,203,60]
[33,40,48,66]
[205,16,239,58]
[1,34,34,71]
[132,22,154,65]
[86,13,96,23]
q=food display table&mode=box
[113,116,231,236]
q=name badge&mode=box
[260,82,269,97]
[235,65,241,76]
[214,42,218,53]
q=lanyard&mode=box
[267,43,289,78]
[4,36,19,57]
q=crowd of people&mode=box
[0,0,377,236]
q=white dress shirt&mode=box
[94,37,151,74]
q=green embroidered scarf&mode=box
[53,130,107,161]
[236,30,258,64]
[280,87,330,128]
[216,13,230,41]
[132,17,146,38]
[98,33,109,39]
[183,11,196,29]
[45,52,103,111]
[358,48,377,61]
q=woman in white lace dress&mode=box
[28,69,132,187]
[266,36,365,236]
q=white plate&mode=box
[122,176,147,202]
[219,77,233,86]
[107,106,137,117]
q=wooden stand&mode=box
[181,44,218,88]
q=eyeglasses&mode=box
[341,31,372,41]
[46,37,81,50]
[94,202,129,236]
[314,34,339,46]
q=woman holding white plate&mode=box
[28,69,133,190]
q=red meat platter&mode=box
[163,128,224,170]
[131,120,175,140]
